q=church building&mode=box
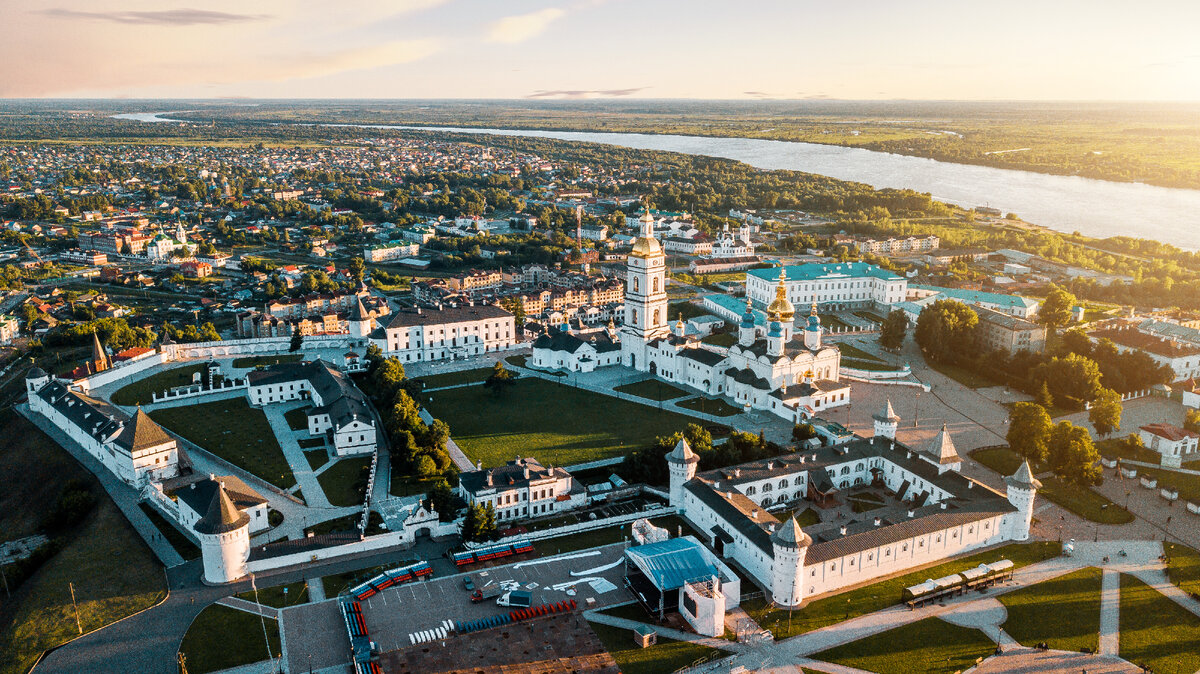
[533,208,850,421]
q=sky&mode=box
[3,0,1200,100]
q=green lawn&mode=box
[743,542,1060,640]
[1039,476,1133,524]
[320,565,390,598]
[926,359,998,389]
[230,354,303,369]
[811,617,994,674]
[178,605,280,674]
[836,342,885,362]
[304,449,328,472]
[613,379,691,401]
[668,301,712,322]
[150,398,296,489]
[138,503,201,561]
[298,437,325,449]
[0,501,167,674]
[424,379,709,468]
[417,367,497,389]
[110,363,206,405]
[841,358,900,372]
[970,446,1039,477]
[998,567,1101,652]
[701,332,738,347]
[283,407,310,432]
[677,396,745,417]
[316,457,372,507]
[1119,574,1200,674]
[847,492,887,513]
[775,507,822,527]
[1165,543,1200,596]
[0,413,168,674]
[588,621,723,674]
[390,473,446,498]
[1127,465,1200,502]
[236,580,310,609]
[1096,437,1161,465]
[505,354,566,376]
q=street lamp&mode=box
[913,392,921,428]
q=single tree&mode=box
[1088,388,1123,437]
[483,361,518,397]
[414,454,438,478]
[1035,380,1054,410]
[878,309,908,351]
[1038,285,1077,331]
[1007,402,1052,464]
[289,330,304,352]
[1185,409,1200,435]
[425,480,457,521]
[1048,421,1102,485]
[348,256,366,284]
[792,422,818,443]
[914,299,979,364]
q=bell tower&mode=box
[620,206,669,370]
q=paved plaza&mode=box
[281,543,634,673]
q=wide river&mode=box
[115,112,1200,249]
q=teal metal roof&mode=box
[625,538,717,591]
[707,294,767,327]
[746,262,902,283]
[910,285,1038,310]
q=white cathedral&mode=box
[533,209,850,421]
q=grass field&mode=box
[178,604,280,674]
[841,358,901,372]
[677,396,745,417]
[1096,438,1161,465]
[236,580,311,609]
[0,503,167,674]
[416,367,495,389]
[998,567,1101,652]
[1126,465,1200,502]
[316,457,371,507]
[835,342,885,362]
[701,332,738,347]
[1038,476,1134,524]
[775,507,821,527]
[305,449,328,472]
[230,354,303,369]
[811,617,994,674]
[668,301,712,322]
[588,621,722,674]
[110,363,206,405]
[150,398,296,489]
[0,412,168,674]
[390,473,446,498]
[1119,574,1200,674]
[743,542,1060,640]
[1165,543,1200,596]
[613,379,691,401]
[926,360,999,389]
[138,503,201,561]
[969,446,1041,477]
[424,379,708,468]
[283,407,310,432]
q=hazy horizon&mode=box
[3,0,1199,101]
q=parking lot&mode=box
[281,542,634,672]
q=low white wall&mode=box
[80,352,167,390]
[839,364,911,380]
[466,504,675,549]
[152,378,247,403]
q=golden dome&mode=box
[766,269,795,322]
[630,205,661,258]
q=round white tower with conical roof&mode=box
[348,296,373,339]
[872,398,901,439]
[1004,460,1041,541]
[196,481,251,584]
[666,437,700,510]
[770,515,811,607]
[25,365,50,396]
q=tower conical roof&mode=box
[91,330,110,368]
[925,423,961,465]
[114,407,173,452]
[194,482,250,535]
[1005,459,1042,490]
[666,437,699,464]
[771,515,812,549]
[873,398,900,423]
[350,295,370,322]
